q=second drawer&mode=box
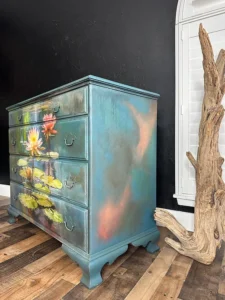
[9,116,88,160]
[10,155,88,207]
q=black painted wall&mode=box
[0,0,191,212]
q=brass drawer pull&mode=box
[53,105,60,113]
[64,220,75,232]
[18,115,22,122]
[64,134,75,146]
[12,167,17,173]
[11,139,16,147]
[64,177,75,189]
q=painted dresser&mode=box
[7,75,160,288]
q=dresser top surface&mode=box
[6,75,160,111]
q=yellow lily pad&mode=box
[34,183,50,194]
[41,175,62,189]
[50,179,63,189]
[32,192,49,200]
[44,208,63,223]
[17,159,28,167]
[37,198,53,207]
[41,175,54,184]
[46,152,59,159]
[33,168,45,179]
[18,193,38,209]
[32,192,53,207]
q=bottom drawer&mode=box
[10,181,88,252]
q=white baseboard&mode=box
[156,208,194,232]
[0,184,10,198]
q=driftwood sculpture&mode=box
[154,24,225,264]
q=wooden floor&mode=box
[0,204,224,300]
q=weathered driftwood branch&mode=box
[154,24,225,264]
[186,151,197,169]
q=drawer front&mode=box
[9,116,88,159]
[10,155,88,207]
[9,87,88,127]
[10,182,88,252]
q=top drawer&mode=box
[9,87,88,127]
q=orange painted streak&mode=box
[98,183,131,240]
[126,101,157,161]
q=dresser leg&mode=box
[62,243,128,289]
[7,205,20,224]
[131,228,160,253]
[146,241,160,253]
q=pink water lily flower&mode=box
[42,113,58,140]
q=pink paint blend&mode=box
[98,183,131,240]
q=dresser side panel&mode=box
[89,84,157,254]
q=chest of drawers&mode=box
[7,75,160,288]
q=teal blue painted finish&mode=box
[7,75,160,289]
[89,84,158,254]
[62,227,159,289]
[10,181,88,252]
[62,243,129,289]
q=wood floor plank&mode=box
[85,247,155,300]
[61,263,82,285]
[0,204,10,210]
[0,220,13,229]
[218,245,225,296]
[125,247,177,300]
[2,221,225,299]
[0,219,29,234]
[34,279,74,300]
[219,281,225,294]
[0,231,50,263]
[150,276,183,300]
[63,245,137,300]
[0,223,40,250]
[178,242,225,300]
[0,256,74,300]
[24,248,65,274]
[166,254,193,280]
[0,238,60,280]
[0,211,8,218]
[150,254,193,299]
[0,269,32,294]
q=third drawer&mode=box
[10,155,88,207]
